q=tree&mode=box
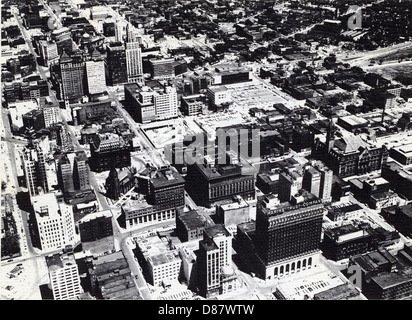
[1,231,20,258]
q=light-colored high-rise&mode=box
[32,193,75,252]
[46,251,82,300]
[125,42,143,83]
[85,60,106,95]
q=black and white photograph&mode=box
[1,0,412,307]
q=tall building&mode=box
[125,42,143,84]
[303,167,321,198]
[22,145,49,199]
[255,197,323,268]
[89,133,131,172]
[203,224,232,270]
[148,167,185,211]
[278,167,304,203]
[46,250,82,300]
[185,163,255,208]
[236,196,324,280]
[56,151,90,198]
[106,42,127,86]
[78,210,113,243]
[149,57,175,80]
[42,103,61,128]
[73,150,90,191]
[51,27,73,54]
[57,154,75,195]
[60,51,85,101]
[312,121,388,178]
[85,59,106,95]
[32,193,76,252]
[198,238,220,298]
[124,81,178,123]
[39,40,59,67]
[197,224,234,298]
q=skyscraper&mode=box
[46,250,82,300]
[57,154,74,195]
[106,42,127,86]
[60,51,85,101]
[125,42,143,84]
[39,40,59,67]
[22,145,49,199]
[85,59,106,95]
[303,167,321,198]
[56,151,90,198]
[278,167,304,203]
[31,193,76,252]
[253,196,324,280]
[198,239,220,298]
[197,224,232,298]
[73,150,90,191]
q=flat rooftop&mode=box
[46,252,77,272]
[178,210,210,230]
[203,224,231,239]
[371,268,412,290]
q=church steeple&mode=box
[326,119,337,153]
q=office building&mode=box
[322,224,380,261]
[124,81,178,123]
[89,133,131,172]
[149,57,175,80]
[31,193,76,252]
[148,167,185,211]
[185,163,255,208]
[85,59,106,95]
[237,196,324,280]
[78,210,113,243]
[119,194,183,230]
[51,27,73,54]
[106,42,127,85]
[278,167,304,203]
[125,42,143,83]
[60,51,85,101]
[303,160,333,202]
[175,210,211,242]
[22,146,49,199]
[181,94,207,116]
[46,250,82,300]
[208,64,251,85]
[206,85,231,109]
[389,143,412,165]
[302,167,321,199]
[216,195,250,227]
[39,40,59,67]
[56,151,90,198]
[42,102,61,128]
[197,224,236,298]
[197,238,220,298]
[134,233,182,287]
[312,122,388,178]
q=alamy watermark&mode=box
[164,128,261,172]
[347,5,362,30]
[347,264,362,291]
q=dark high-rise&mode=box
[237,195,324,280]
[148,167,185,211]
[106,42,127,86]
[60,51,85,101]
[255,198,324,266]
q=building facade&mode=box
[46,250,82,300]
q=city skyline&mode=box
[1,0,412,304]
